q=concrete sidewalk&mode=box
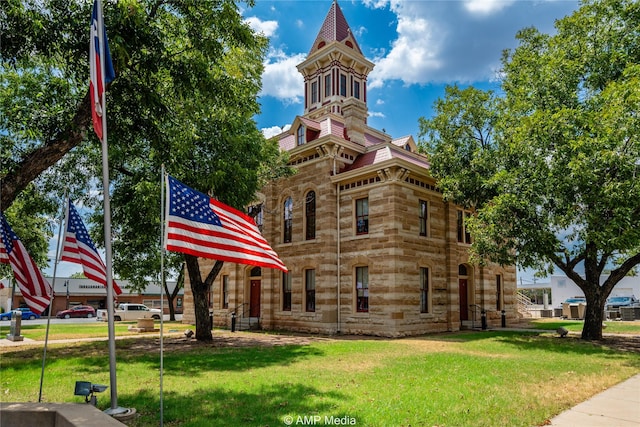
[549,373,640,426]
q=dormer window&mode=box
[297,125,305,146]
[405,144,411,151]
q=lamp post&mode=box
[65,280,70,309]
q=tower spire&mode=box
[308,0,362,55]
[297,1,374,134]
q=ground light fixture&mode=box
[74,381,108,406]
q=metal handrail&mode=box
[226,303,260,331]
[229,302,249,318]
[469,304,483,330]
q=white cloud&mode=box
[368,111,386,118]
[368,11,443,88]
[376,99,385,105]
[362,0,391,9]
[464,0,516,15]
[245,16,279,37]
[365,0,577,86]
[262,124,291,139]
[260,49,306,103]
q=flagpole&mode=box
[159,164,165,427]
[38,194,67,402]
[95,0,128,416]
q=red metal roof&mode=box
[309,1,363,55]
[341,144,430,173]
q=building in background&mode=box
[1,277,182,316]
[181,1,517,336]
[550,275,639,307]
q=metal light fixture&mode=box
[74,381,108,406]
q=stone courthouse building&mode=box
[183,1,517,336]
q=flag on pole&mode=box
[165,176,287,272]
[90,0,115,141]
[0,212,52,314]
[60,200,122,295]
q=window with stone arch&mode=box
[283,196,293,243]
[305,190,316,240]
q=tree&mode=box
[419,0,640,340]
[2,0,278,341]
[0,185,55,279]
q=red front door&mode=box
[250,279,261,317]
[459,279,468,321]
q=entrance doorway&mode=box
[459,278,468,321]
[458,264,471,322]
[250,279,261,317]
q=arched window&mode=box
[297,125,305,146]
[283,197,293,243]
[459,264,468,276]
[248,204,263,233]
[305,191,316,240]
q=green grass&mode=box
[1,328,639,426]
[528,318,640,334]
[0,321,186,340]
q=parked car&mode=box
[96,303,162,321]
[0,307,41,320]
[563,297,586,304]
[606,296,638,309]
[56,305,97,319]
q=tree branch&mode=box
[2,90,92,209]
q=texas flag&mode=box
[90,0,115,141]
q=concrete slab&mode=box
[549,374,640,426]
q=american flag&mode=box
[90,0,115,141]
[0,212,52,314]
[164,176,287,272]
[60,200,122,295]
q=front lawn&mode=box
[1,328,639,426]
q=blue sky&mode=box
[245,0,580,145]
[245,0,581,284]
[47,0,581,282]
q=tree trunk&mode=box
[184,254,224,341]
[164,267,184,321]
[184,254,213,341]
[581,291,606,340]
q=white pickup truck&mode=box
[96,303,162,322]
